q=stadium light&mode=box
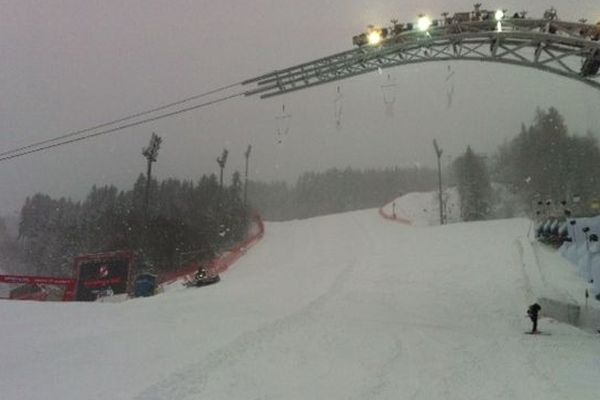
[417,15,432,32]
[495,10,505,32]
[142,132,162,223]
[367,30,383,45]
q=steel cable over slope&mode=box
[4,10,599,163]
[0,91,244,163]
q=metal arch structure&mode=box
[242,17,600,98]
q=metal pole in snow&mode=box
[144,158,152,222]
[433,139,444,225]
[244,145,252,208]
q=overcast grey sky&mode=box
[1,0,599,215]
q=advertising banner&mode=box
[74,251,133,301]
[0,275,76,301]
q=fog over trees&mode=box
[449,107,600,222]
[492,107,600,215]
[2,107,600,276]
[453,146,492,221]
[15,173,249,277]
[248,166,438,221]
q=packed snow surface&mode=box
[1,207,600,399]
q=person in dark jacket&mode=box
[527,303,542,333]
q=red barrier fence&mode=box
[0,275,77,301]
[0,216,265,300]
[158,214,265,285]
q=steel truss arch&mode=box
[243,18,600,98]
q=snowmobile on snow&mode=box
[184,266,220,287]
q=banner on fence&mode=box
[0,275,76,301]
[73,251,134,301]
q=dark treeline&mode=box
[451,107,600,222]
[8,107,598,277]
[248,166,438,220]
[493,107,600,215]
[453,146,492,221]
[0,217,18,273]
[16,173,249,277]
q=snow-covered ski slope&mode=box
[1,210,600,400]
[381,188,461,226]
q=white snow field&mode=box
[1,209,600,400]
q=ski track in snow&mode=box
[135,215,368,400]
[2,205,600,400]
[134,212,598,400]
[134,259,359,400]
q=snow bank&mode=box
[557,216,600,298]
[518,235,600,332]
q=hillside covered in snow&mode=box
[1,195,599,400]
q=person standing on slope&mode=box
[527,303,541,333]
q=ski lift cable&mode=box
[446,64,455,108]
[275,104,292,123]
[334,86,343,127]
[275,104,292,138]
[381,88,396,104]
[0,91,245,163]
[381,74,397,106]
[0,81,244,158]
[445,64,455,82]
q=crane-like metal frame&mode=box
[243,17,600,98]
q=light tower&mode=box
[244,145,252,208]
[433,139,444,225]
[142,132,162,222]
[216,148,229,190]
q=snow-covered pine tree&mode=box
[454,146,492,222]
